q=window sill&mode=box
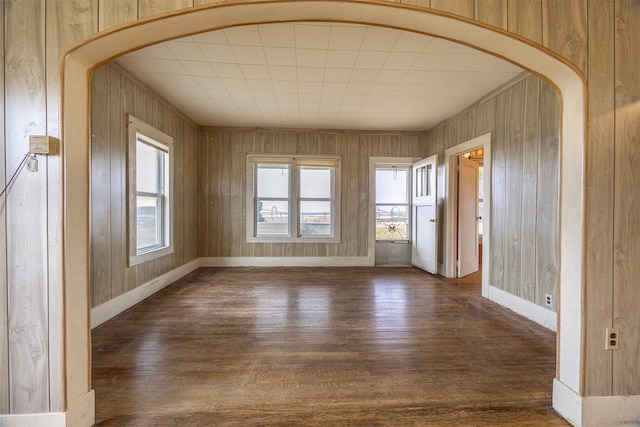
[129,245,174,267]
[247,237,341,244]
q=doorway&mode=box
[444,133,491,297]
[60,1,586,422]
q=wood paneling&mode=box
[139,0,192,18]
[584,0,615,395]
[99,0,138,31]
[90,63,200,309]
[424,75,559,311]
[542,0,587,73]
[535,82,558,308]
[430,0,475,18]
[5,0,49,413]
[507,0,542,44]
[613,0,640,396]
[45,0,97,410]
[0,0,6,415]
[199,129,425,258]
[1,0,640,413]
[475,0,507,29]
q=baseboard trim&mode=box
[553,379,640,427]
[91,259,201,329]
[199,256,372,267]
[487,285,557,331]
[553,379,582,426]
[0,390,95,427]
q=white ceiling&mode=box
[116,22,524,131]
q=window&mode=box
[128,115,173,266]
[375,165,410,241]
[247,155,341,243]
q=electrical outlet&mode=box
[545,294,553,307]
[605,328,619,350]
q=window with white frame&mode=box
[375,165,411,241]
[128,115,173,266]
[247,155,341,243]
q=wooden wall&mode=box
[2,0,640,415]
[90,62,200,309]
[423,74,559,310]
[199,129,426,258]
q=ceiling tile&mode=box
[264,47,296,66]
[393,31,433,52]
[182,61,217,77]
[323,68,352,83]
[116,21,527,131]
[296,49,327,68]
[355,51,389,69]
[298,81,323,93]
[361,26,400,51]
[294,23,330,49]
[269,66,297,81]
[246,79,274,92]
[199,44,236,63]
[326,50,359,68]
[212,63,243,78]
[192,31,228,45]
[328,26,366,50]
[166,41,206,61]
[259,23,296,48]
[194,76,225,90]
[224,25,262,46]
[240,64,271,80]
[127,43,174,59]
[297,67,325,82]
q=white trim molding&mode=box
[200,256,372,268]
[90,259,200,329]
[0,391,94,427]
[488,285,557,332]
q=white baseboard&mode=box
[200,256,372,267]
[487,285,557,331]
[0,390,95,427]
[553,379,582,426]
[91,259,201,329]
[553,379,640,427]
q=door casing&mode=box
[444,133,491,298]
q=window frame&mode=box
[246,154,341,243]
[374,164,411,242]
[127,115,174,266]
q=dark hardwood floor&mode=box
[91,267,569,426]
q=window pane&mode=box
[376,168,408,204]
[256,164,289,198]
[137,196,161,250]
[300,200,332,236]
[300,167,332,198]
[137,140,160,193]
[376,205,409,240]
[256,199,289,236]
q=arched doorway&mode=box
[61,1,585,423]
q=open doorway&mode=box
[444,133,491,297]
[457,148,483,278]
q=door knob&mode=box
[429,218,439,223]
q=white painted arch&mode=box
[61,1,586,424]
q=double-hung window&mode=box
[247,155,341,243]
[128,115,173,266]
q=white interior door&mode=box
[411,155,437,273]
[457,156,479,277]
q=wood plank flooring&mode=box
[91,267,569,426]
